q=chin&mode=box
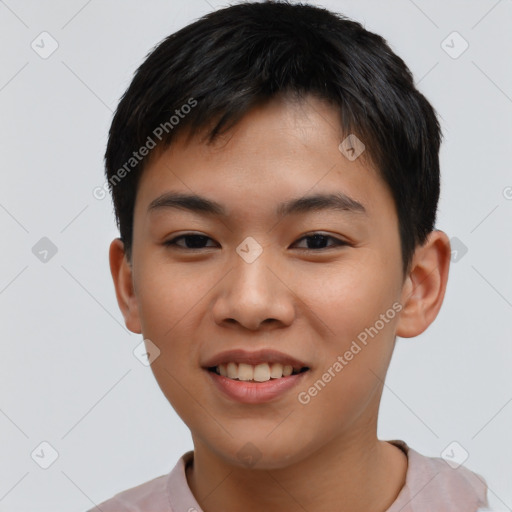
[207,433,318,471]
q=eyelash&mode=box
[163,233,349,251]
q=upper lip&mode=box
[202,349,310,369]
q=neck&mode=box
[185,430,407,512]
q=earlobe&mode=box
[396,230,451,338]
[109,238,142,334]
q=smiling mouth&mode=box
[207,362,310,382]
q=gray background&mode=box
[1,0,511,510]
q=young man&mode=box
[92,1,489,510]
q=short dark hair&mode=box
[105,0,442,275]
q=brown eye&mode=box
[164,234,217,249]
[163,233,348,251]
[292,234,347,250]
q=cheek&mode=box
[304,259,400,345]
[302,258,401,408]
[135,257,201,336]
[296,306,398,436]
[135,263,208,419]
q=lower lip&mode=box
[205,369,309,404]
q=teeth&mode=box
[214,362,304,381]
[254,363,270,382]
[270,363,283,378]
[238,363,254,381]
[226,362,238,379]
[282,365,293,376]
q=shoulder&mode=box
[387,440,489,512]
[86,451,196,512]
[86,473,170,512]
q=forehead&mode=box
[134,95,394,224]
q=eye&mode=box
[163,234,217,250]
[292,233,348,251]
[163,232,348,251]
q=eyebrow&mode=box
[147,191,366,218]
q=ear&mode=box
[109,238,142,334]
[396,230,451,338]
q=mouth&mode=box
[202,349,311,403]
[207,362,310,382]
[202,348,311,382]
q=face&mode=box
[121,95,409,469]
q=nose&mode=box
[211,248,295,331]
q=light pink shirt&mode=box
[88,440,489,511]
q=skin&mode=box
[109,94,451,512]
